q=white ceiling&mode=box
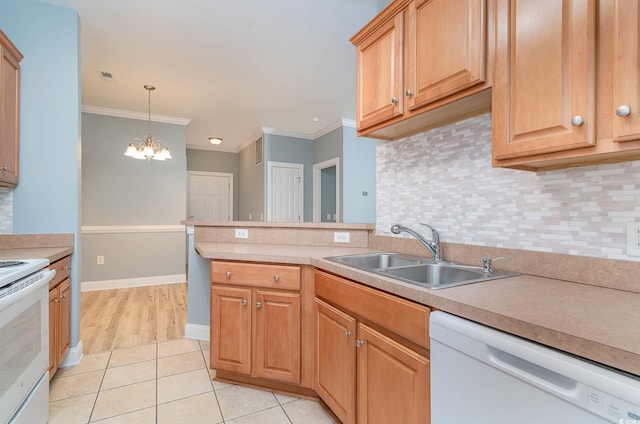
[41,0,380,152]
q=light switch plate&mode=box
[235,228,249,239]
[627,223,640,256]
[334,232,350,243]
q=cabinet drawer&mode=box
[49,256,71,289]
[211,261,300,290]
[315,270,430,348]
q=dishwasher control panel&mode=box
[588,387,640,423]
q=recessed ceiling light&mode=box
[311,117,319,122]
[209,137,223,145]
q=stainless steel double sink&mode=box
[327,253,519,290]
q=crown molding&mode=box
[341,118,356,128]
[262,127,314,140]
[82,105,191,126]
[186,143,238,153]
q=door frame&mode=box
[186,171,234,221]
[267,161,304,222]
[313,157,341,223]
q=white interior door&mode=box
[187,172,233,221]
[268,162,303,222]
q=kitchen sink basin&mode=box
[326,253,519,289]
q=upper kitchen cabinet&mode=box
[493,0,640,170]
[0,29,22,187]
[351,0,492,140]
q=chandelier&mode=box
[124,85,173,161]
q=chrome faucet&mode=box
[390,223,441,262]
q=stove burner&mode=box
[0,261,26,268]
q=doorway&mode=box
[187,171,233,221]
[313,157,340,223]
[267,161,304,222]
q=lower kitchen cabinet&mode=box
[314,270,431,424]
[48,255,72,378]
[210,260,306,387]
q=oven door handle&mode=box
[0,269,56,311]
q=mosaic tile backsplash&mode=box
[0,188,12,234]
[376,113,640,261]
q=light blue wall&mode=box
[264,134,314,221]
[238,139,264,221]
[343,127,379,223]
[321,166,337,222]
[0,0,82,349]
[314,127,343,164]
[81,113,186,282]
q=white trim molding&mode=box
[60,341,83,368]
[313,157,341,223]
[82,225,185,234]
[82,105,191,126]
[81,274,187,292]
[186,143,238,153]
[185,323,210,341]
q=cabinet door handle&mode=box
[355,340,364,348]
[273,275,279,282]
[63,266,71,271]
[405,89,413,97]
[616,105,632,117]
[241,299,247,306]
[343,331,352,338]
[571,115,584,126]
[256,302,262,309]
[225,271,231,278]
[60,295,67,299]
[390,97,398,105]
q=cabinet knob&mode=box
[343,331,352,338]
[54,299,61,303]
[60,295,67,299]
[571,115,584,126]
[225,271,231,278]
[63,266,71,271]
[1,166,7,171]
[355,340,364,348]
[405,89,413,97]
[616,105,632,117]
[273,275,279,282]
[390,97,398,105]
[256,302,262,309]
[241,299,247,306]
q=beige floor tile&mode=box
[157,368,213,404]
[274,392,300,405]
[209,368,234,390]
[49,369,104,401]
[56,352,111,377]
[157,338,200,358]
[108,343,156,368]
[157,392,223,424]
[199,340,210,350]
[157,350,206,378]
[90,380,156,421]
[101,359,156,390]
[202,348,211,368]
[48,392,97,424]
[226,406,291,424]
[283,399,336,424]
[216,385,279,421]
[90,407,155,424]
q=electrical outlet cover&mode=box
[235,228,249,239]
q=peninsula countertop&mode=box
[197,241,640,377]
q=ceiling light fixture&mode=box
[209,137,223,145]
[124,85,172,161]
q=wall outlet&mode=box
[627,223,640,256]
[97,255,104,265]
[334,232,350,243]
[235,228,249,239]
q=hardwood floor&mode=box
[80,283,188,354]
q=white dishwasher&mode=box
[429,311,640,424]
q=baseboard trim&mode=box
[81,274,187,292]
[185,323,210,341]
[60,340,83,368]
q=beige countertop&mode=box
[184,220,375,230]
[0,246,73,264]
[197,241,640,377]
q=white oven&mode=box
[0,259,54,424]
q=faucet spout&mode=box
[390,223,441,262]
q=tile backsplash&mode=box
[0,188,12,234]
[376,113,640,261]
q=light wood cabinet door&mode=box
[612,0,640,142]
[210,286,252,375]
[48,287,59,378]
[255,290,301,384]
[406,0,486,110]
[58,278,71,361]
[493,0,596,161]
[0,31,21,187]
[356,11,404,130]
[356,323,430,424]
[315,299,357,424]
